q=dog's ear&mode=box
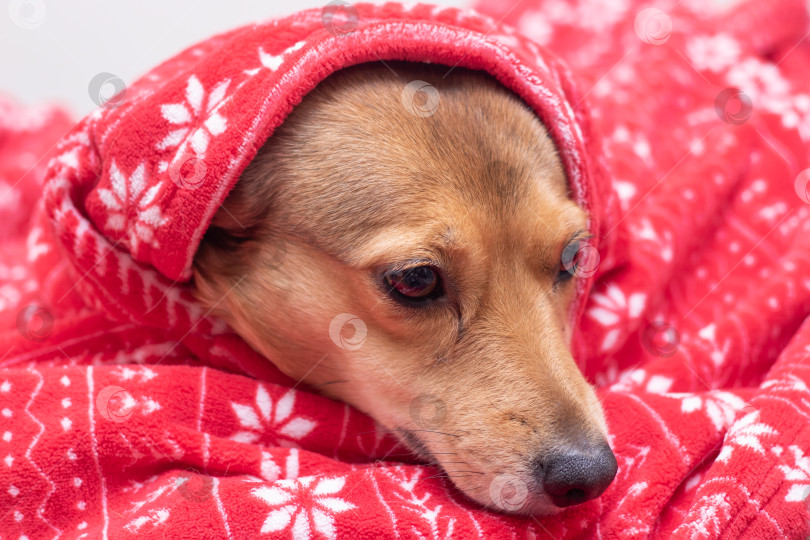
[193,141,285,296]
[206,144,282,240]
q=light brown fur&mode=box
[192,62,614,515]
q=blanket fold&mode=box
[1,1,809,538]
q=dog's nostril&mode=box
[552,488,588,506]
[542,442,618,508]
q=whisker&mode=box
[381,452,458,460]
[486,394,507,416]
[352,429,461,438]
[309,379,349,387]
[386,452,457,456]
[424,473,480,480]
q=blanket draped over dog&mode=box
[1,0,810,537]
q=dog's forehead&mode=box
[326,73,569,208]
[355,71,566,187]
[267,63,576,255]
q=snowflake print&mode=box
[725,57,810,139]
[629,218,674,263]
[761,374,810,393]
[773,445,810,503]
[157,75,230,164]
[675,492,734,537]
[231,386,317,447]
[611,368,673,393]
[586,284,647,352]
[98,161,166,252]
[676,391,745,431]
[243,41,307,76]
[686,34,741,73]
[716,411,777,463]
[252,476,355,538]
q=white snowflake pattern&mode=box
[674,391,745,431]
[98,161,167,251]
[686,34,741,73]
[716,411,777,463]
[675,492,733,538]
[157,74,230,166]
[630,218,674,263]
[611,369,674,393]
[124,508,170,534]
[231,386,317,447]
[388,467,451,539]
[586,285,647,352]
[725,57,810,139]
[774,445,810,503]
[243,41,307,77]
[761,374,810,393]
[252,476,355,538]
[697,323,731,368]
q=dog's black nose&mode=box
[542,442,617,507]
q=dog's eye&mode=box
[384,266,443,303]
[558,240,584,283]
[558,235,599,284]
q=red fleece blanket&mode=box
[2,1,810,538]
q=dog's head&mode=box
[193,62,616,515]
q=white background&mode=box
[1,0,463,117]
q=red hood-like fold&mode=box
[42,3,615,364]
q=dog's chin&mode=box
[395,429,563,517]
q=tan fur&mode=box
[193,62,610,514]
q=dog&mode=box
[192,61,617,515]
